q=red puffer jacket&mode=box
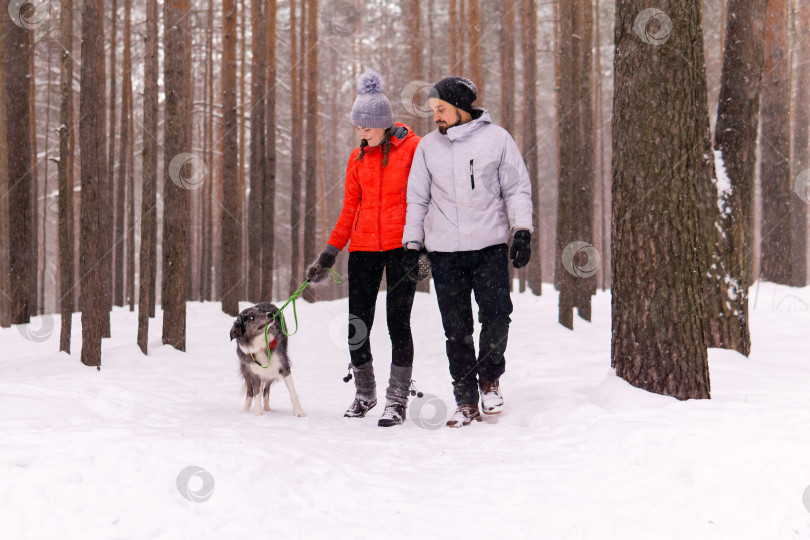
[327,123,421,252]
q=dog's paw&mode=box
[263,404,272,412]
[293,409,307,418]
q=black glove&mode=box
[509,230,531,269]
[402,248,422,282]
[306,246,338,283]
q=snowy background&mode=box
[2,281,810,539]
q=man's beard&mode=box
[437,110,463,134]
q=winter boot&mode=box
[479,379,504,415]
[344,361,377,418]
[446,403,482,428]
[378,365,411,427]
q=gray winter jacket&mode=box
[402,109,534,252]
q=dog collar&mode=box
[250,338,277,368]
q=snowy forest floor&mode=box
[1,281,810,539]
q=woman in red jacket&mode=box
[306,70,423,427]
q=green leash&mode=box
[254,268,343,370]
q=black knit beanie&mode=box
[432,76,478,114]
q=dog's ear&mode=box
[230,317,244,340]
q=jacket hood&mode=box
[445,108,491,142]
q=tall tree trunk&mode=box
[611,0,711,400]
[5,1,33,325]
[162,0,191,350]
[41,30,53,315]
[127,66,135,311]
[115,0,132,307]
[58,0,75,351]
[713,0,769,357]
[138,0,159,353]
[222,0,241,316]
[28,29,38,315]
[792,0,809,285]
[449,0,459,72]
[0,9,8,328]
[289,0,303,296]
[468,0,483,102]
[247,0,265,303]
[521,0,542,295]
[760,0,795,284]
[80,0,108,367]
[238,0,247,301]
[302,0,318,303]
[104,0,118,333]
[262,0,277,301]
[556,0,595,329]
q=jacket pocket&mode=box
[469,159,475,189]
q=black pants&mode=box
[429,244,513,405]
[347,248,417,368]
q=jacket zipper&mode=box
[378,157,384,251]
[354,205,361,230]
[470,159,475,189]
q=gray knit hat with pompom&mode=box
[351,70,393,129]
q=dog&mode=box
[229,303,306,417]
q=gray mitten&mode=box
[415,251,431,281]
[306,244,339,283]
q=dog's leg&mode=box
[282,375,307,417]
[242,383,252,411]
[263,381,272,411]
[251,381,263,416]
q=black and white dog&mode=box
[230,303,306,417]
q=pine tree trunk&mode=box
[247,0,265,303]
[556,0,595,329]
[80,0,108,368]
[468,0,483,102]
[127,68,135,312]
[302,0,318,303]
[238,0,247,301]
[792,0,809,285]
[5,3,33,325]
[115,0,132,307]
[760,0,795,284]
[29,29,38,315]
[138,0,159,354]
[262,0,277,301]
[162,0,191,350]
[289,0,303,296]
[58,0,75,352]
[521,0,541,296]
[221,0,241,316]
[0,11,8,328]
[712,0,769,357]
[611,0,711,400]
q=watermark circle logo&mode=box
[803,485,810,513]
[176,466,215,503]
[328,313,368,351]
[400,81,437,118]
[17,314,54,343]
[409,393,449,430]
[90,386,135,421]
[320,1,360,37]
[8,0,48,30]
[633,8,673,46]
[562,241,600,278]
[477,160,522,198]
[794,169,810,204]
[168,153,207,190]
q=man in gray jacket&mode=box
[401,76,534,428]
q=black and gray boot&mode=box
[378,365,412,427]
[344,361,377,417]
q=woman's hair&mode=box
[355,126,396,167]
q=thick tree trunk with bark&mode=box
[760,0,794,284]
[58,0,75,353]
[289,0,304,296]
[5,3,33,325]
[262,0,277,301]
[247,0,265,303]
[521,0,542,296]
[792,0,809,285]
[713,0,769,357]
[115,0,132,307]
[302,0,318,303]
[80,0,108,367]
[611,0,711,400]
[0,12,8,328]
[162,0,191,350]
[222,0,241,316]
[556,0,595,329]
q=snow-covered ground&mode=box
[1,281,809,539]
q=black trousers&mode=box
[347,248,417,368]
[428,244,513,405]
